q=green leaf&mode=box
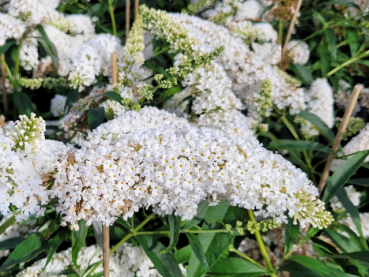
[328,251,369,267]
[322,150,369,202]
[0,215,16,235]
[64,89,79,114]
[284,217,299,255]
[325,29,337,59]
[36,25,59,74]
[137,235,184,277]
[186,201,243,277]
[344,28,359,57]
[297,110,336,143]
[209,257,267,277]
[186,233,210,271]
[0,41,15,55]
[14,91,38,117]
[88,107,105,131]
[183,201,209,229]
[174,245,192,264]
[103,91,123,103]
[280,255,346,277]
[0,233,46,271]
[289,64,313,85]
[72,219,89,266]
[348,178,369,186]
[153,85,182,105]
[161,215,181,254]
[44,228,68,269]
[324,229,363,253]
[0,238,24,251]
[115,217,131,230]
[318,42,331,76]
[271,139,333,153]
[336,188,363,238]
[44,213,61,239]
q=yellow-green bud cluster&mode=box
[335,116,365,141]
[273,66,302,86]
[246,219,281,234]
[254,79,272,117]
[186,0,216,15]
[19,77,69,90]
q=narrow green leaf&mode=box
[115,217,131,230]
[0,41,15,55]
[0,215,16,235]
[88,107,105,130]
[280,255,346,277]
[348,178,369,186]
[137,235,184,277]
[0,238,24,251]
[336,188,363,238]
[318,43,331,76]
[64,89,79,114]
[72,219,89,266]
[325,29,337,59]
[289,64,313,85]
[209,257,267,276]
[186,201,243,277]
[183,201,209,229]
[161,215,181,254]
[284,217,299,255]
[328,251,369,266]
[91,221,103,248]
[174,245,192,264]
[0,233,46,271]
[187,233,210,271]
[297,110,336,143]
[344,28,359,57]
[153,85,182,105]
[324,229,363,253]
[44,213,61,239]
[44,228,68,269]
[323,150,369,202]
[271,139,333,153]
[14,91,38,117]
[103,91,123,103]
[36,25,59,73]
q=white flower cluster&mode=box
[0,214,37,259]
[50,114,332,228]
[286,40,310,65]
[16,243,178,277]
[331,123,369,170]
[299,79,334,138]
[330,185,361,213]
[0,13,26,46]
[51,94,67,117]
[169,12,305,116]
[0,114,70,221]
[69,34,122,91]
[228,20,278,44]
[88,107,189,142]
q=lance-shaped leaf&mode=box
[161,215,181,254]
[72,220,89,266]
[186,233,210,271]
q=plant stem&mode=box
[229,245,267,270]
[86,213,156,276]
[325,49,369,77]
[108,0,117,36]
[279,20,283,45]
[247,210,277,277]
[14,38,23,86]
[135,229,229,235]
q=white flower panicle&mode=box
[286,40,310,65]
[16,243,176,277]
[299,79,334,138]
[335,79,361,114]
[228,21,278,44]
[0,13,26,46]
[330,185,360,213]
[69,34,122,91]
[51,118,332,229]
[331,123,369,171]
[51,94,67,117]
[88,107,189,142]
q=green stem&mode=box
[86,213,156,277]
[229,245,267,270]
[279,20,283,45]
[325,49,369,77]
[14,38,23,86]
[108,0,117,36]
[248,210,277,277]
[0,56,15,86]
